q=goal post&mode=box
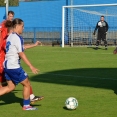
[2,0,19,19]
[62,3,117,48]
[4,0,9,18]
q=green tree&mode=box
[0,0,19,7]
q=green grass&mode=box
[0,46,117,117]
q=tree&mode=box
[0,0,19,6]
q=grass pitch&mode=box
[0,46,117,117]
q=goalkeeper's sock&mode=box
[96,40,99,47]
[105,43,108,50]
[105,46,108,50]
[95,45,98,50]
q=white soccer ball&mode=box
[65,97,78,110]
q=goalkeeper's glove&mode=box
[103,32,107,35]
[93,31,95,35]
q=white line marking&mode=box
[27,50,113,55]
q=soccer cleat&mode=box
[22,106,38,110]
[30,96,44,104]
[105,48,108,50]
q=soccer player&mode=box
[0,18,40,110]
[0,11,14,87]
[113,47,117,54]
[0,11,44,103]
[93,16,109,50]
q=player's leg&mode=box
[0,69,16,95]
[104,39,108,50]
[0,80,15,95]
[4,67,37,110]
[0,62,4,87]
[0,72,7,87]
[0,60,7,87]
[102,34,108,50]
[16,67,38,110]
[30,85,44,104]
[0,71,6,88]
[0,73,3,88]
[21,78,38,110]
[96,32,101,49]
[96,40,100,49]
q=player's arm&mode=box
[93,22,98,35]
[16,36,39,74]
[105,21,109,33]
[19,52,39,74]
[24,41,42,49]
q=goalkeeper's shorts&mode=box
[97,32,106,41]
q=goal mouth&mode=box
[62,3,117,47]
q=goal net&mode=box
[62,4,117,47]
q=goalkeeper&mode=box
[93,16,109,50]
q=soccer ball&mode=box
[65,97,78,110]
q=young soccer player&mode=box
[0,18,40,110]
[0,11,14,86]
[0,10,44,103]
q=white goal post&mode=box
[4,0,9,18]
[62,3,117,48]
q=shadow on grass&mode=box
[0,90,23,106]
[63,106,77,111]
[87,46,107,50]
[30,68,117,95]
[0,90,42,106]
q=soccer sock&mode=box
[23,98,30,107]
[30,86,33,94]
[96,40,99,47]
[30,94,35,100]
[104,40,107,48]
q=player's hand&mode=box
[34,41,42,46]
[30,66,39,74]
[113,47,117,54]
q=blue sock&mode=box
[23,98,30,106]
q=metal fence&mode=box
[22,27,117,46]
[22,27,61,46]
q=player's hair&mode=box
[101,15,104,18]
[4,20,13,33]
[4,18,23,32]
[4,20,12,28]
[12,18,23,28]
[8,11,15,16]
